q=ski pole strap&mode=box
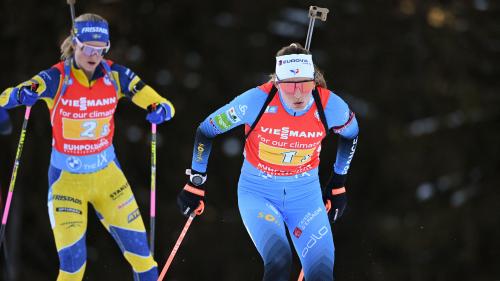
[245,86,277,139]
[311,88,330,133]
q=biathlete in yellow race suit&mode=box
[0,14,173,281]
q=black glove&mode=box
[176,169,207,216]
[323,172,348,223]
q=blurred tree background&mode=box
[0,0,499,280]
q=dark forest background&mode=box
[0,0,499,280]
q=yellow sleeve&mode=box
[131,82,175,117]
[0,76,47,107]
[1,69,60,109]
[0,87,15,107]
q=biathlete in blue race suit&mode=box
[0,13,175,281]
[176,43,359,280]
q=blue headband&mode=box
[74,20,109,43]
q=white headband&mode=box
[275,54,315,80]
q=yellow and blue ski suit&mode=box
[0,58,174,281]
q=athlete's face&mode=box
[74,39,108,76]
[277,77,315,110]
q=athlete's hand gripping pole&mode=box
[157,204,204,281]
[298,6,329,281]
[304,6,329,51]
[0,103,33,250]
[149,104,157,257]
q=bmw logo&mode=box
[66,156,82,170]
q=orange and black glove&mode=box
[323,172,348,223]
[176,169,206,216]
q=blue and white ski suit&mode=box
[190,82,359,281]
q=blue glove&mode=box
[146,103,173,124]
[323,172,348,223]
[16,86,39,106]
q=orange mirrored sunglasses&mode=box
[277,80,315,94]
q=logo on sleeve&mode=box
[196,143,205,162]
[214,112,232,130]
[238,104,248,116]
[227,107,241,123]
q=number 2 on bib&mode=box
[62,117,112,140]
